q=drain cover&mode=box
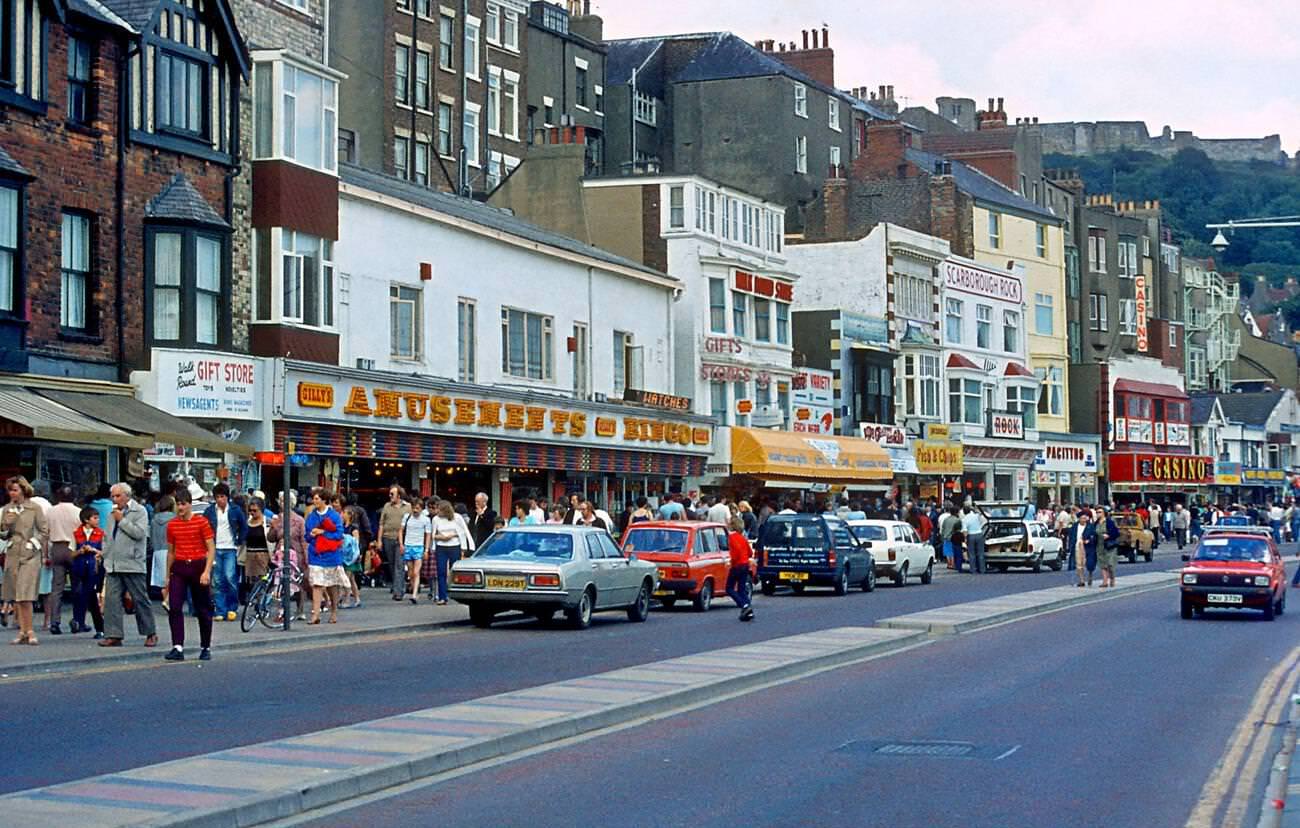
[836,740,1019,761]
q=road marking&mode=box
[1185,644,1300,828]
[1221,652,1300,827]
[995,745,1022,761]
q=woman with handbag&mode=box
[2,476,50,645]
[304,489,347,624]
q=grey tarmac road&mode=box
[299,583,1300,828]
[0,548,1191,796]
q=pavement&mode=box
[0,561,1211,828]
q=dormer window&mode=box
[156,50,209,139]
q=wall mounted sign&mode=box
[155,350,260,420]
[941,261,1024,304]
[1135,275,1149,352]
[987,411,1025,440]
[858,422,908,448]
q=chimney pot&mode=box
[1033,116,1038,124]
[812,29,820,49]
[822,26,829,48]
[988,97,994,111]
[887,85,894,99]
[754,39,763,49]
[879,85,886,99]
[802,30,809,49]
[778,42,785,52]
[997,96,1004,111]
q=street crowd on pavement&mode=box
[5,472,1300,661]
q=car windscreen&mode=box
[474,531,574,561]
[622,528,688,554]
[1193,537,1270,563]
[851,525,888,541]
[760,520,826,547]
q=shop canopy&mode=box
[0,387,152,449]
[730,427,892,484]
[37,389,254,456]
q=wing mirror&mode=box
[627,552,638,561]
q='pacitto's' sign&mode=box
[285,372,713,454]
[1107,453,1213,485]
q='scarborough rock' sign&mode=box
[941,261,1023,304]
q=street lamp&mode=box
[1205,215,1300,253]
[1210,230,1230,253]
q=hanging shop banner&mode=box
[1214,462,1242,486]
[283,370,714,455]
[153,350,261,420]
[914,441,964,474]
[1135,275,1149,352]
[858,422,908,449]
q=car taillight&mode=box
[671,567,691,579]
[529,573,561,588]
[452,571,482,586]
[828,549,837,566]
[888,549,896,562]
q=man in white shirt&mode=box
[707,496,731,525]
[961,507,986,574]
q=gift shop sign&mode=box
[941,261,1023,304]
[285,372,713,454]
[155,350,260,420]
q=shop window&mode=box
[0,184,18,314]
[949,377,981,425]
[60,212,92,331]
[458,298,476,381]
[148,226,228,347]
[390,284,422,359]
[501,307,553,380]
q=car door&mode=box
[598,531,639,604]
[906,525,928,571]
[585,534,619,608]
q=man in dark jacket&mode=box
[203,483,247,622]
[1068,510,1099,587]
[469,492,497,549]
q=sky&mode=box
[591,0,1300,155]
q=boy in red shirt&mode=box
[71,507,106,638]
[164,487,216,661]
[725,517,755,622]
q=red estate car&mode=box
[1180,531,1288,620]
[621,521,754,612]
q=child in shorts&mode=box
[402,497,431,604]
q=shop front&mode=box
[0,372,253,493]
[1240,467,1287,504]
[272,362,715,518]
[913,426,965,503]
[1106,452,1214,504]
[1032,432,1102,507]
[723,426,892,505]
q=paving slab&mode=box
[0,625,924,828]
[876,571,1177,634]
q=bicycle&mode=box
[240,561,304,632]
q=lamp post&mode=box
[1205,215,1300,253]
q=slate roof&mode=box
[605,32,894,121]
[923,131,1017,155]
[0,145,32,178]
[99,0,249,74]
[904,147,1059,222]
[1189,394,1219,426]
[339,164,678,284]
[1215,390,1285,426]
[97,0,156,28]
[68,0,133,30]
[146,173,228,227]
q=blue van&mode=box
[756,514,875,596]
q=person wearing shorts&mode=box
[401,498,431,604]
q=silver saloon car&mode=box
[449,525,659,629]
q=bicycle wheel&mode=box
[257,572,289,630]
[240,578,268,632]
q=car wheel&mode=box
[693,579,713,612]
[566,587,595,629]
[1144,547,1153,562]
[760,579,777,596]
[1126,547,1137,564]
[1180,598,1193,620]
[920,560,934,585]
[893,561,908,587]
[1049,552,1063,572]
[862,567,877,592]
[833,567,849,596]
[659,596,677,609]
[469,605,495,628]
[1031,553,1042,574]
[1263,598,1276,621]
[627,581,651,623]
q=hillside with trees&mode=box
[1045,148,1300,295]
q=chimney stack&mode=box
[802,29,809,49]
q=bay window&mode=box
[253,55,340,173]
[903,352,941,419]
[949,377,982,425]
[148,225,229,347]
[281,230,334,327]
[0,184,17,314]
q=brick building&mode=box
[331,0,529,196]
[0,0,251,485]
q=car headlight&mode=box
[1255,575,1270,587]
[1182,573,1197,585]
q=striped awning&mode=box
[0,387,151,449]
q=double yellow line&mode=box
[1186,644,1300,828]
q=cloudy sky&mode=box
[591,0,1299,154]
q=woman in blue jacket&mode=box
[304,489,347,624]
[1067,510,1099,588]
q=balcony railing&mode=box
[1185,307,1208,330]
[1184,269,1209,288]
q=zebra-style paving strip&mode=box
[0,625,924,828]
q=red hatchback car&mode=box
[1179,531,1288,620]
[621,521,753,611]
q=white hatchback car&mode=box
[848,520,936,586]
